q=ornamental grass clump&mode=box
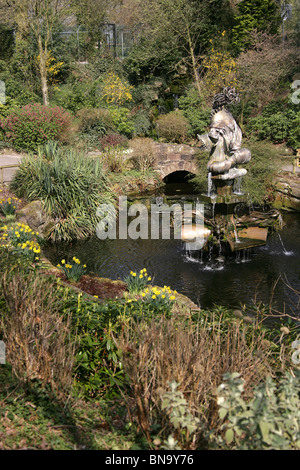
[10,148,114,242]
[57,256,87,282]
[124,268,152,294]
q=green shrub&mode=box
[108,106,135,137]
[216,370,300,450]
[155,111,189,143]
[132,109,152,137]
[76,107,115,142]
[0,103,74,152]
[51,82,96,113]
[178,86,211,137]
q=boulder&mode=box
[16,200,54,238]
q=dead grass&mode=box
[117,311,275,447]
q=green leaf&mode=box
[219,408,228,420]
[225,428,234,445]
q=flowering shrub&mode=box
[99,133,128,150]
[0,103,73,152]
[124,268,152,294]
[100,72,133,106]
[57,256,87,282]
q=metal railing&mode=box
[0,164,19,186]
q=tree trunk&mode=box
[38,36,49,106]
[186,24,202,98]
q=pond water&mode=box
[44,183,300,316]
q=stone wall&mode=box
[152,142,199,179]
[273,174,300,211]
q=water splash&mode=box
[207,172,212,197]
[233,176,244,195]
[277,232,294,256]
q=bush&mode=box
[247,99,300,150]
[117,308,275,446]
[51,82,96,113]
[99,133,128,150]
[155,111,189,143]
[128,137,156,172]
[132,109,152,137]
[216,371,300,450]
[76,107,115,144]
[178,86,211,137]
[0,103,74,152]
[108,106,135,137]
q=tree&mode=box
[0,0,70,105]
[231,0,281,53]
[122,0,234,96]
[235,31,298,122]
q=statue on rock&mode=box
[198,87,251,181]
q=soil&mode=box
[53,271,127,301]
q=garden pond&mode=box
[44,182,300,316]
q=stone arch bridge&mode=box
[152,143,199,180]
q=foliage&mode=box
[216,371,300,450]
[160,381,200,450]
[156,111,189,143]
[231,0,281,53]
[99,133,129,151]
[0,103,73,152]
[142,286,176,314]
[10,149,114,242]
[75,107,115,144]
[178,85,211,137]
[0,223,41,263]
[249,107,300,150]
[51,82,97,113]
[202,45,237,94]
[132,109,152,137]
[235,32,298,119]
[0,191,21,217]
[108,106,135,137]
[117,307,277,446]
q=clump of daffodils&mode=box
[142,285,177,312]
[0,223,41,262]
[0,192,21,218]
[125,268,152,294]
[57,256,87,282]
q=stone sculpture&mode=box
[198,87,251,181]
